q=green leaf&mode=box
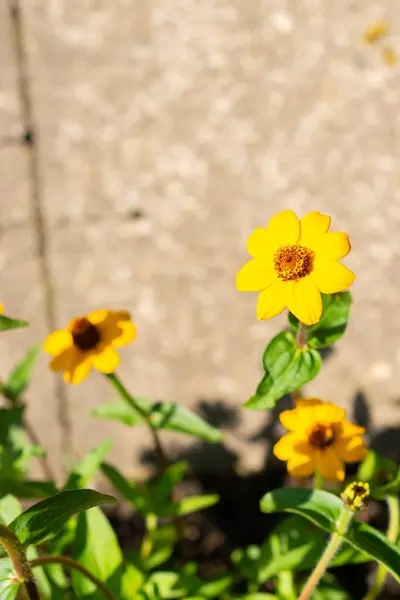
[257,515,369,582]
[101,463,149,513]
[357,450,397,487]
[0,558,20,600]
[357,451,400,499]
[0,346,40,403]
[0,495,22,525]
[174,494,219,516]
[261,488,400,583]
[121,563,145,600]
[0,316,29,332]
[93,399,147,427]
[0,406,43,485]
[72,507,123,597]
[372,468,400,499]
[260,488,342,533]
[93,399,222,443]
[288,292,352,349]
[245,331,321,409]
[64,439,113,490]
[235,596,277,600]
[346,521,400,582]
[9,489,116,546]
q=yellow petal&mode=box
[92,347,120,373]
[247,228,271,258]
[49,348,76,372]
[65,357,92,385]
[113,310,131,322]
[0,303,3,315]
[295,397,323,408]
[315,448,345,481]
[280,408,311,432]
[113,320,137,347]
[267,210,300,250]
[313,232,351,261]
[336,436,367,463]
[287,277,322,325]
[312,261,356,294]
[287,453,316,478]
[43,330,73,355]
[256,279,288,319]
[299,212,331,246]
[237,259,277,292]
[339,421,366,438]
[273,432,301,460]
[87,309,109,325]
[315,403,346,425]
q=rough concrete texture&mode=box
[1,0,400,477]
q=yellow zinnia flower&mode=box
[273,398,367,481]
[383,47,398,66]
[363,22,388,45]
[236,210,355,325]
[43,309,137,385]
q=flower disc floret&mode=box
[236,210,355,325]
[274,245,315,281]
[43,309,137,385]
[273,398,367,482]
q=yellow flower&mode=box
[43,309,137,385]
[363,22,388,45]
[0,303,3,315]
[273,398,367,481]
[342,481,370,512]
[383,47,398,65]
[236,210,355,325]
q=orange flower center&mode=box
[71,317,101,351]
[274,245,315,281]
[308,423,335,448]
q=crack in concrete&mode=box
[8,0,72,469]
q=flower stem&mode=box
[296,322,309,348]
[298,507,354,600]
[106,372,169,472]
[364,495,399,600]
[30,555,116,600]
[313,471,324,490]
[0,523,40,599]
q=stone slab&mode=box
[12,0,400,475]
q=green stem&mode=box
[106,372,169,472]
[364,496,399,600]
[141,513,158,560]
[291,322,309,406]
[30,555,116,600]
[314,471,324,490]
[298,507,354,600]
[0,524,39,599]
[296,322,309,348]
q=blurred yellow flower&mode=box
[363,22,388,45]
[0,303,3,315]
[273,398,367,481]
[236,210,355,325]
[43,309,137,385]
[383,47,398,65]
